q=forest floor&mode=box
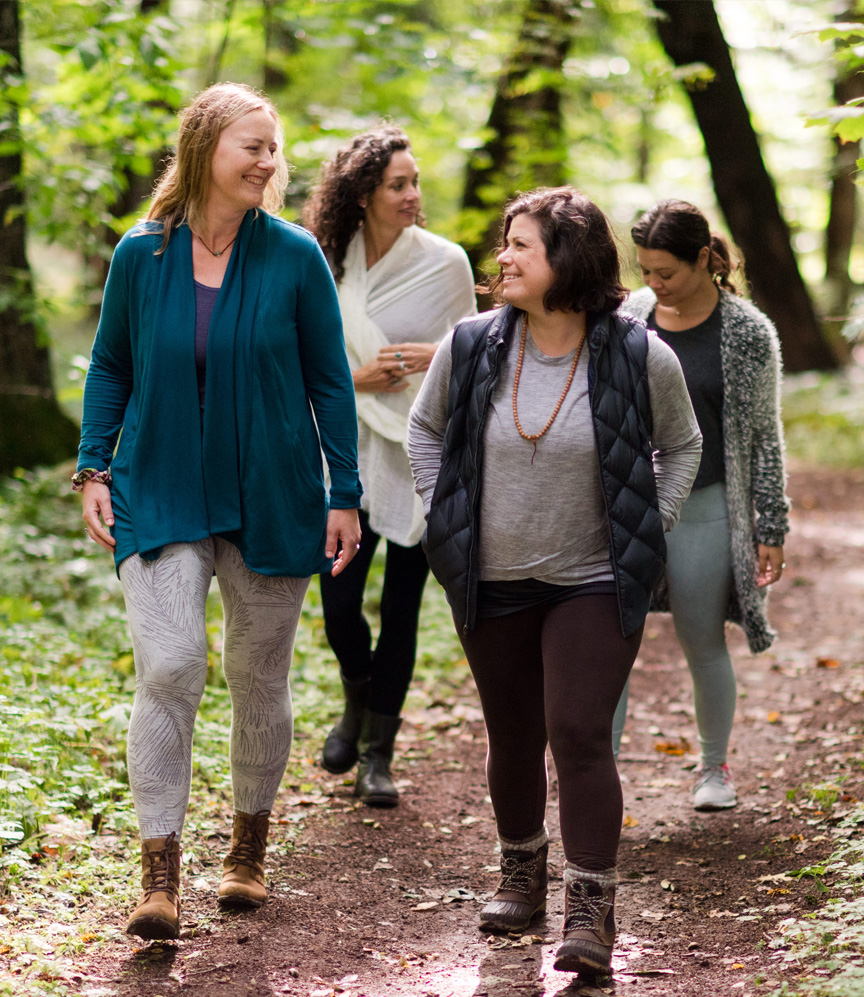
[67,466,864,997]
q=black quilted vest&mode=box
[423,303,666,637]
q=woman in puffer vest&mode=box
[407,187,702,978]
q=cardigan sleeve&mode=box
[294,239,363,509]
[747,319,790,546]
[77,238,135,473]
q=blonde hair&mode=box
[146,82,289,253]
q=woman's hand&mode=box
[81,480,116,551]
[353,359,410,394]
[326,508,362,577]
[378,342,437,378]
[757,544,785,587]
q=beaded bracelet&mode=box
[71,468,112,492]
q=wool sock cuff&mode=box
[563,862,617,889]
[499,825,549,854]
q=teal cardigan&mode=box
[77,210,362,577]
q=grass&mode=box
[0,463,466,995]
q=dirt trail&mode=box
[80,467,864,997]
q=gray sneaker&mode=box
[692,763,737,810]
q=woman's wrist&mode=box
[71,468,112,492]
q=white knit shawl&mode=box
[338,225,476,546]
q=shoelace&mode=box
[143,831,176,897]
[563,881,612,932]
[497,852,540,895]
[230,816,268,868]
[694,765,732,791]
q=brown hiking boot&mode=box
[479,841,548,933]
[217,810,270,909]
[553,867,616,977]
[126,832,181,940]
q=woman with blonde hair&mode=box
[74,82,362,939]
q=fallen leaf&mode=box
[728,963,745,970]
[654,737,691,756]
[623,814,639,828]
[412,901,438,911]
[816,657,840,669]
[767,711,782,724]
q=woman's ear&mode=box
[697,245,711,269]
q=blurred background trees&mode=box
[2,0,861,471]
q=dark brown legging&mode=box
[460,593,642,871]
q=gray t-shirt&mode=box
[408,316,702,586]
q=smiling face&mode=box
[496,213,556,314]
[636,245,711,310]
[361,149,421,233]
[208,107,279,216]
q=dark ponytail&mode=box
[631,199,742,295]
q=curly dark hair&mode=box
[302,125,424,282]
[484,187,627,315]
[631,199,742,295]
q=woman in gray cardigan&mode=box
[612,199,790,810]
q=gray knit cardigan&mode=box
[623,287,790,653]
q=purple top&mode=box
[194,279,220,417]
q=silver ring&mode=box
[394,351,403,360]
[399,360,407,371]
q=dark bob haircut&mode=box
[631,198,741,295]
[485,187,627,314]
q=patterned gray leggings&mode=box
[119,538,310,838]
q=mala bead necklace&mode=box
[512,314,587,464]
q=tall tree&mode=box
[825,6,864,321]
[651,0,838,372]
[461,0,580,276]
[0,0,78,475]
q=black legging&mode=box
[459,593,642,871]
[320,509,430,718]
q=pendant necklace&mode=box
[512,314,586,464]
[194,230,237,257]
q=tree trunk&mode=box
[0,0,79,475]
[652,0,839,372]
[462,0,579,280]
[824,6,864,321]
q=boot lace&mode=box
[230,812,268,869]
[563,880,612,933]
[498,851,541,895]
[142,831,177,898]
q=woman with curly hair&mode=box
[303,126,476,806]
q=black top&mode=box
[648,303,724,491]
[194,279,220,418]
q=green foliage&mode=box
[782,369,864,470]
[21,0,184,265]
[0,463,467,987]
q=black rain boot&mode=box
[321,674,370,775]
[354,711,402,807]
[553,863,617,978]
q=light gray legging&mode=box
[612,483,735,767]
[119,538,310,839]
